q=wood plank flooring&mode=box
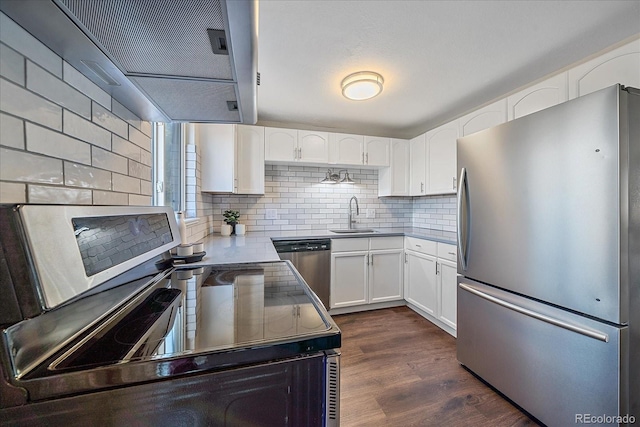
[333,307,540,426]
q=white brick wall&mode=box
[0,12,152,206]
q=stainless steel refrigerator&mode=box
[456,84,639,427]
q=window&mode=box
[152,122,185,213]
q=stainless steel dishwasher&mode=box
[273,239,331,309]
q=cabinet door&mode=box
[364,136,390,166]
[458,99,507,137]
[378,139,409,196]
[236,125,265,194]
[369,250,403,303]
[330,251,368,308]
[409,134,426,196]
[427,122,457,194]
[438,259,457,331]
[331,133,364,165]
[568,39,640,99]
[264,127,297,161]
[507,73,568,120]
[405,251,437,316]
[198,123,236,193]
[298,131,329,163]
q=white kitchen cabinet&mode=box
[264,127,297,161]
[404,237,458,336]
[298,130,330,163]
[426,122,457,194]
[404,250,437,316]
[438,259,457,330]
[458,99,507,137]
[264,127,329,163]
[364,136,390,166]
[330,237,403,309]
[329,133,364,165]
[507,73,569,121]
[409,133,427,196]
[369,248,404,302]
[199,124,264,194]
[378,138,409,196]
[330,250,368,308]
[568,39,640,99]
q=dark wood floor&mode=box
[333,307,540,426]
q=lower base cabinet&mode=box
[330,237,404,309]
[404,237,458,335]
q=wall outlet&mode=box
[266,209,278,220]
[366,209,375,219]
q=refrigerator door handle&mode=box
[457,167,469,270]
[459,283,609,342]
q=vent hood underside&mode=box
[0,0,258,124]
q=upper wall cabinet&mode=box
[568,39,640,99]
[409,134,427,196]
[507,73,569,121]
[378,138,409,196]
[364,136,390,167]
[329,133,364,165]
[264,127,329,164]
[426,122,457,194]
[199,124,265,195]
[458,99,507,137]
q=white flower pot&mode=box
[221,224,232,236]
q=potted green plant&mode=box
[222,210,240,235]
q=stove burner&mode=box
[56,288,181,370]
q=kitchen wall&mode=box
[0,12,152,206]
[205,164,455,233]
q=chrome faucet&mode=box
[348,196,359,229]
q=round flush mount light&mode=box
[341,71,384,101]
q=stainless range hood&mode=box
[0,0,258,124]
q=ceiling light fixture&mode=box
[341,71,384,101]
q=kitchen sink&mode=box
[329,229,376,234]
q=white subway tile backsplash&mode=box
[0,147,63,184]
[0,16,151,207]
[93,190,128,205]
[0,113,25,149]
[91,146,128,175]
[64,161,111,190]
[128,125,151,151]
[0,182,26,203]
[0,13,61,78]
[27,61,91,119]
[26,122,91,164]
[0,43,25,85]
[112,173,140,194]
[28,184,91,204]
[63,110,111,150]
[1,78,62,130]
[92,102,128,138]
[62,62,111,109]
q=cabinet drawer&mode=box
[437,243,458,262]
[331,238,369,252]
[369,236,403,250]
[405,237,437,256]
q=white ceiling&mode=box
[255,0,640,139]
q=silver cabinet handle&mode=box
[459,283,609,342]
[453,176,457,189]
[435,262,439,275]
[366,153,369,164]
[298,147,302,159]
[362,152,365,164]
[457,167,469,271]
[448,251,456,256]
[415,244,421,248]
[421,182,424,193]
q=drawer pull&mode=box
[448,252,456,256]
[415,244,422,247]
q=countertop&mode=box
[176,227,456,268]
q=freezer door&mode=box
[457,84,630,324]
[457,279,628,427]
